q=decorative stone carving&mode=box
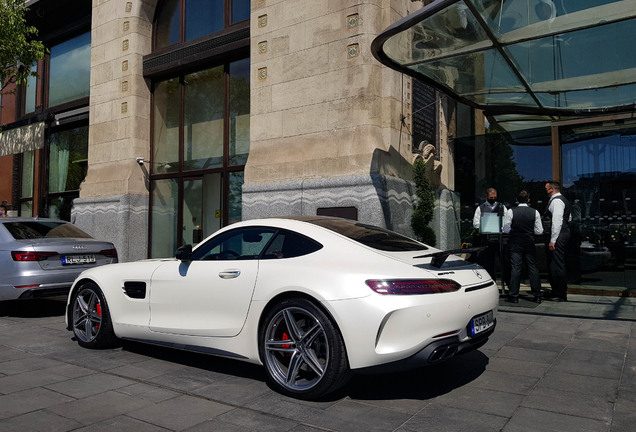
[418,142,443,188]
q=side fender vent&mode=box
[123,281,146,299]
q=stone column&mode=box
[73,0,157,262]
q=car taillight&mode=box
[366,279,461,295]
[11,251,59,261]
[99,248,118,258]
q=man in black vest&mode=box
[503,191,544,303]
[544,181,571,301]
[472,188,507,281]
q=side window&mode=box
[261,230,323,259]
[191,228,276,261]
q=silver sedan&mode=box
[0,218,117,301]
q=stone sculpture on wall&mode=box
[419,142,443,188]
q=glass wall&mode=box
[48,32,91,107]
[560,123,636,290]
[453,121,636,292]
[150,59,250,257]
[454,128,553,245]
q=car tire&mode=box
[71,282,117,349]
[259,297,350,399]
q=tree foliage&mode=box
[411,157,437,246]
[0,0,46,96]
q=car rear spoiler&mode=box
[414,247,486,268]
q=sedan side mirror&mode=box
[175,244,193,262]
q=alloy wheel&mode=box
[73,288,102,343]
[264,306,329,391]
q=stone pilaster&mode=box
[244,0,425,232]
[73,0,158,262]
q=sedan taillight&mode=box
[99,248,118,258]
[11,251,59,261]
[366,279,461,295]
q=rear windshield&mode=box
[3,222,92,240]
[286,216,428,252]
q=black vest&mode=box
[509,205,538,251]
[543,194,571,235]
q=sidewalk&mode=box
[1,296,635,432]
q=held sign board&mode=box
[412,80,437,154]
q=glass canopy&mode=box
[371,0,636,116]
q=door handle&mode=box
[219,269,241,279]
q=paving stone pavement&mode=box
[0,294,635,432]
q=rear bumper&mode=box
[17,284,72,299]
[354,319,496,374]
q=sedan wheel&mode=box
[260,298,350,399]
[72,283,116,348]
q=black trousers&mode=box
[546,230,570,298]
[508,249,541,298]
[475,236,510,286]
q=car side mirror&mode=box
[175,244,193,262]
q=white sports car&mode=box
[66,216,498,399]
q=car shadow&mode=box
[118,339,489,401]
[324,350,489,402]
[119,339,268,382]
[0,297,67,318]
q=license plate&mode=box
[470,310,494,336]
[61,255,96,265]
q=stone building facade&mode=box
[1,0,474,262]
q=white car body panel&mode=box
[67,217,498,372]
[148,259,259,337]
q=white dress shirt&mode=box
[502,204,544,235]
[547,193,573,243]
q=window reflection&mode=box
[49,32,91,107]
[186,0,223,42]
[561,125,636,286]
[232,0,250,23]
[155,0,180,50]
[184,67,224,171]
[153,78,180,174]
[25,62,37,113]
[454,128,552,244]
[229,58,250,166]
[229,171,244,225]
[151,178,179,258]
[49,126,88,193]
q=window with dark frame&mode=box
[154,0,250,51]
[149,58,249,257]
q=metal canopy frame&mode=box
[371,0,636,118]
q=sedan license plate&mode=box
[470,310,494,336]
[61,255,96,265]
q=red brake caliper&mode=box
[282,332,291,357]
[96,303,102,329]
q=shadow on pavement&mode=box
[334,350,489,402]
[118,336,489,402]
[0,297,67,318]
[119,339,268,383]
